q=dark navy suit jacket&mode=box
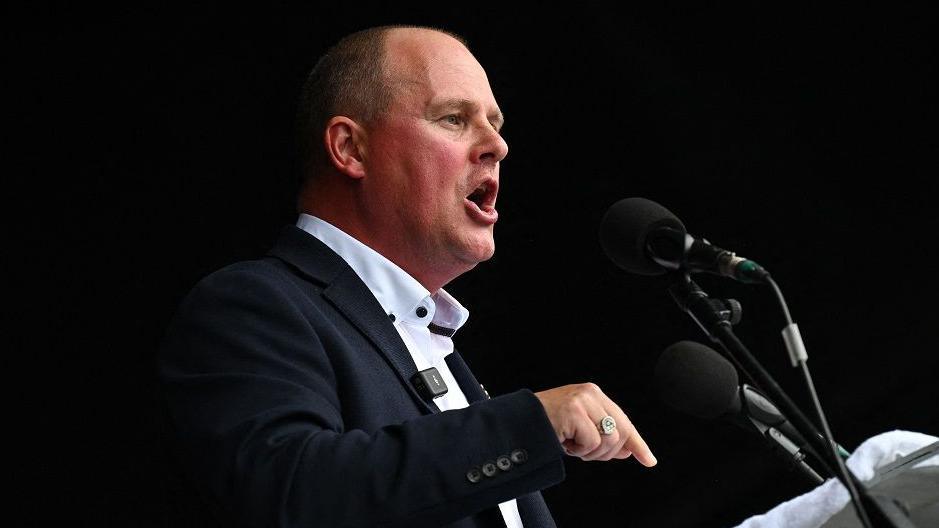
[159,225,565,527]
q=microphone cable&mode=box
[765,275,871,527]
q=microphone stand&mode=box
[667,273,915,528]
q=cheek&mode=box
[411,139,467,200]
[371,124,468,217]
[430,143,471,199]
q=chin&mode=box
[468,243,496,265]
[473,232,497,259]
[452,238,495,267]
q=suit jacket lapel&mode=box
[324,269,441,414]
[445,350,489,404]
[268,225,440,415]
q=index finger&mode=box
[617,416,657,467]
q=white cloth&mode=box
[734,430,939,528]
[297,214,524,528]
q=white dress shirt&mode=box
[297,214,524,528]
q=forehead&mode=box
[383,29,501,114]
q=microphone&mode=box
[653,340,826,483]
[599,197,769,283]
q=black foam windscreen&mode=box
[653,340,741,420]
[598,197,686,275]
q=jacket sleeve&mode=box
[158,264,565,528]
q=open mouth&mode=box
[467,179,497,209]
[464,178,499,223]
[468,186,487,208]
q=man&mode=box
[160,25,656,528]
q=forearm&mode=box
[164,378,562,527]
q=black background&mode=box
[16,4,939,527]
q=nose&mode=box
[472,125,509,165]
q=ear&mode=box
[323,116,367,179]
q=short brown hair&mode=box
[295,25,467,185]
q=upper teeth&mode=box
[475,184,487,193]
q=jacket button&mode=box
[482,461,498,477]
[510,449,528,465]
[496,456,513,471]
[466,467,483,483]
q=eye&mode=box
[442,114,464,126]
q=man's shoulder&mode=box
[200,255,283,281]
[197,224,332,290]
[171,225,353,321]
[193,256,310,298]
[165,256,333,337]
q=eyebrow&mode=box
[430,98,505,130]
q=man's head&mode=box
[296,26,508,292]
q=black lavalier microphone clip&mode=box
[412,368,448,401]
